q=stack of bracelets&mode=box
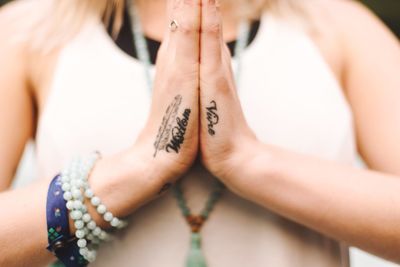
[46,152,127,266]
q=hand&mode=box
[135,0,201,178]
[199,0,259,193]
[89,0,201,218]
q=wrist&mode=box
[60,154,127,262]
[88,148,153,220]
[220,138,276,200]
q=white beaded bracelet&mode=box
[79,154,127,229]
[62,159,97,262]
[60,153,126,262]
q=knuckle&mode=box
[183,0,197,6]
[202,20,221,35]
[172,0,199,12]
[179,19,199,35]
[167,67,198,87]
[214,78,232,95]
[201,71,230,91]
[172,0,182,10]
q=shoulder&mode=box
[0,1,34,83]
[302,0,399,84]
[309,0,394,37]
[0,0,58,100]
[317,0,399,67]
[320,0,399,60]
[0,0,50,58]
[0,0,48,36]
[307,0,399,53]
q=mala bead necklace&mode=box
[173,180,224,267]
[129,1,250,266]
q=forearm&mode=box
[231,143,400,262]
[0,150,154,267]
[0,180,51,266]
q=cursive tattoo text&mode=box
[166,109,191,154]
[206,100,219,136]
[153,95,182,157]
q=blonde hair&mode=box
[4,0,305,52]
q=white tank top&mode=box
[36,13,356,267]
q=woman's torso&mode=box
[35,12,356,267]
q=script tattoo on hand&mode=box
[166,108,191,154]
[206,100,219,136]
[154,95,182,157]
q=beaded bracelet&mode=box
[60,153,127,263]
[46,175,88,267]
[79,154,127,229]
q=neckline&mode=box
[95,12,270,70]
[105,8,264,65]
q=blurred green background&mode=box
[0,0,399,37]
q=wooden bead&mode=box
[186,215,206,233]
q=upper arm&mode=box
[0,2,36,190]
[331,0,400,174]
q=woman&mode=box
[0,0,399,266]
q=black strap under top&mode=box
[107,8,261,65]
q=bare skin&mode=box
[1,0,400,266]
[0,0,200,266]
[199,0,400,263]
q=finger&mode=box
[200,0,224,68]
[165,0,201,67]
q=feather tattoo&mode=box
[153,95,182,157]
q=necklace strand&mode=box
[128,2,250,266]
